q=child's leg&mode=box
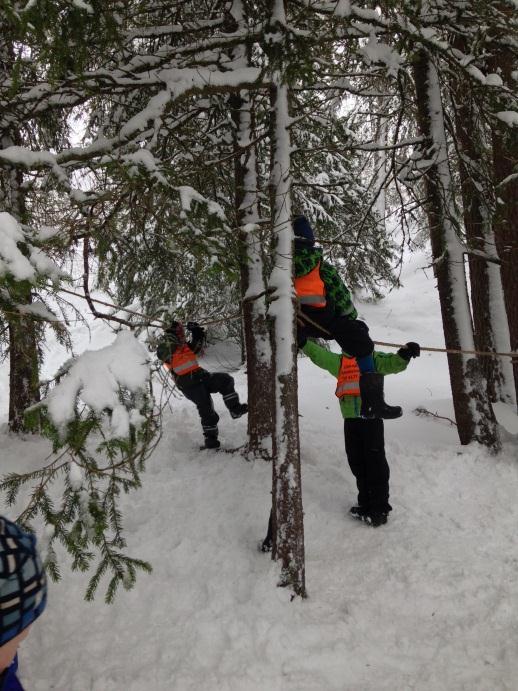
[360,418,391,514]
[344,418,371,509]
[205,372,247,417]
[180,382,220,444]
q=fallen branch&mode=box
[414,406,457,426]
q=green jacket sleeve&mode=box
[319,262,358,319]
[373,351,409,375]
[302,340,341,377]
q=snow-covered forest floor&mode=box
[1,249,518,691]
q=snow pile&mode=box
[41,330,150,438]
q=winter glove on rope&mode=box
[397,342,420,361]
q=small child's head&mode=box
[0,517,47,672]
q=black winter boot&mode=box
[349,506,388,527]
[201,435,221,450]
[359,372,402,419]
[229,402,248,419]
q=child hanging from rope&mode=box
[293,215,402,420]
[157,321,248,449]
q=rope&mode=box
[50,286,518,361]
[373,340,518,360]
[297,309,518,360]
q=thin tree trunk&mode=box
[452,75,515,406]
[267,0,305,597]
[488,5,518,407]
[233,92,275,458]
[373,99,388,234]
[413,49,500,450]
[0,154,41,431]
[0,32,41,432]
[229,2,274,459]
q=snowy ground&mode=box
[1,250,518,690]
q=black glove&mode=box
[397,341,420,361]
[186,321,199,330]
[297,331,307,349]
[157,340,174,363]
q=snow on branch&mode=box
[360,32,404,77]
[38,331,151,439]
[0,212,66,284]
[495,111,518,128]
[176,186,226,220]
[1,67,263,179]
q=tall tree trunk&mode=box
[1,163,41,432]
[0,30,41,432]
[229,2,275,458]
[266,0,305,597]
[412,49,500,450]
[488,4,518,408]
[451,71,515,406]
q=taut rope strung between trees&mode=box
[50,285,518,360]
[296,310,518,361]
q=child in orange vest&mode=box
[157,322,248,449]
[261,337,419,548]
[302,338,420,526]
[293,216,402,421]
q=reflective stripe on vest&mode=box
[165,344,201,376]
[335,356,361,398]
[294,263,326,308]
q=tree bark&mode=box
[229,3,275,459]
[488,5,518,408]
[266,0,306,597]
[412,49,500,450]
[0,29,41,431]
[234,95,275,458]
[451,67,515,406]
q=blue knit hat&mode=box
[292,216,315,245]
[0,517,47,646]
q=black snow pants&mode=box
[298,306,374,358]
[176,370,240,440]
[344,417,392,514]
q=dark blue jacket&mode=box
[0,656,24,691]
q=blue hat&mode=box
[0,517,47,646]
[292,216,315,245]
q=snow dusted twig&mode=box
[414,407,457,427]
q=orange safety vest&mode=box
[164,344,201,376]
[335,356,361,398]
[294,263,327,308]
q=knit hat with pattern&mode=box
[0,517,47,646]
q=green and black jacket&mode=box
[294,245,357,319]
[302,339,409,418]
